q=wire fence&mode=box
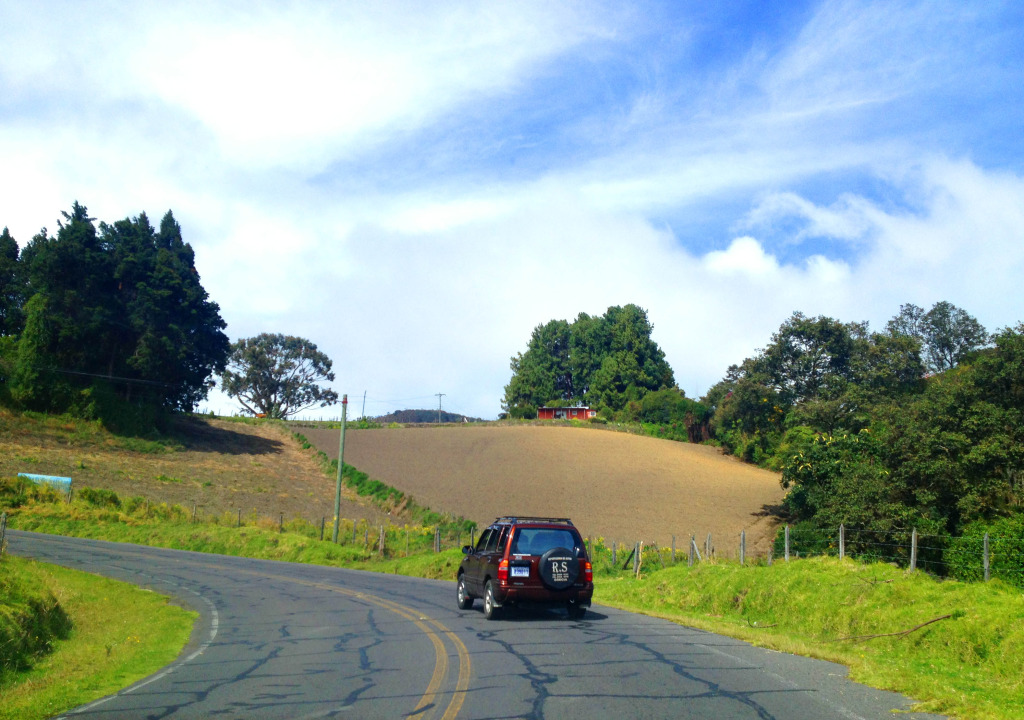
[587,524,1024,589]
[5,476,1022,589]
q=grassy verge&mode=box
[596,557,1023,720]
[0,554,194,720]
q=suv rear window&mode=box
[509,528,580,556]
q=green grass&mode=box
[0,554,194,720]
[595,557,1024,720]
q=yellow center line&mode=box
[210,563,471,720]
[21,537,473,719]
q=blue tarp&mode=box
[18,473,73,493]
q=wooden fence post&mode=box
[632,542,640,576]
[237,508,241,527]
[839,524,845,560]
[688,534,694,567]
[612,541,617,565]
[705,533,712,559]
[378,525,385,557]
[909,528,918,572]
[784,525,790,562]
[319,517,325,541]
[740,530,746,566]
[279,513,284,533]
[0,512,7,555]
[984,533,990,582]
[671,535,676,564]
[192,504,197,523]
[652,543,666,569]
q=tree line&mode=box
[0,203,339,430]
[503,301,1023,543]
[502,304,676,417]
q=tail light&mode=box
[584,561,593,583]
[498,559,509,583]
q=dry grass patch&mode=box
[0,409,388,527]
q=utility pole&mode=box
[361,390,366,419]
[332,394,348,543]
[435,393,445,423]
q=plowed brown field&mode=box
[302,425,786,556]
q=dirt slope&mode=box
[302,425,785,555]
[0,413,389,527]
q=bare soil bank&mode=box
[1,415,389,527]
[302,425,786,555]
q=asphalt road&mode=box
[9,531,945,720]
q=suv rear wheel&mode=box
[567,600,586,619]
[483,580,501,620]
[456,574,473,610]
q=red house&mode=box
[537,406,597,420]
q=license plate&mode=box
[511,566,530,578]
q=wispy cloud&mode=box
[2,1,1022,418]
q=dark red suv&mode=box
[457,516,593,620]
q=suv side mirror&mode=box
[462,545,474,555]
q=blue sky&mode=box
[2,1,1023,419]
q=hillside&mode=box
[0,410,389,527]
[302,425,786,553]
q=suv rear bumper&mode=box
[495,582,593,608]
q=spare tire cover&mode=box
[539,547,579,590]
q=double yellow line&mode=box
[220,564,472,720]
[23,536,472,719]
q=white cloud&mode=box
[4,2,1023,420]
[121,2,615,170]
[703,237,780,278]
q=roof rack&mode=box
[492,516,574,526]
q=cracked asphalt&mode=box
[10,531,945,720]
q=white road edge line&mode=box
[56,575,220,718]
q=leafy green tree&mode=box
[503,319,574,410]
[14,203,114,409]
[502,304,674,416]
[588,305,675,412]
[638,387,712,442]
[568,312,608,400]
[221,333,339,418]
[11,202,228,417]
[749,312,863,405]
[887,301,988,373]
[782,324,1024,536]
[0,227,25,337]
[100,210,231,410]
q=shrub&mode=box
[0,557,73,675]
[0,476,28,509]
[509,404,537,420]
[77,487,122,509]
[773,522,836,559]
[946,515,1024,588]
